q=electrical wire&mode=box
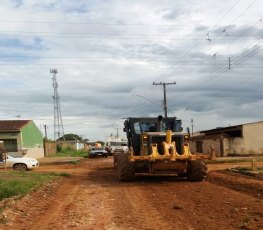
[167,0,242,70]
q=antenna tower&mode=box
[50,69,65,140]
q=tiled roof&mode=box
[0,120,31,131]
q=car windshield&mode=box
[111,142,127,146]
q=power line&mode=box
[168,0,242,69]
[0,20,212,27]
[210,0,258,41]
[177,36,263,90]
[231,45,263,66]
[2,32,254,40]
[0,30,259,39]
[168,0,258,77]
[177,43,262,91]
[231,40,263,62]
[224,72,262,91]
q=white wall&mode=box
[24,147,44,159]
[224,122,263,155]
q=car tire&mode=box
[13,163,27,171]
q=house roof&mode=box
[200,120,263,134]
[191,120,263,139]
[200,125,242,135]
[0,120,32,131]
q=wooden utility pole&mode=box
[191,118,194,136]
[44,124,48,139]
[153,81,176,118]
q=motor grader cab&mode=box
[115,115,207,181]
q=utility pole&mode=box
[50,69,65,141]
[116,128,122,139]
[153,81,176,118]
[43,124,48,139]
[191,118,193,136]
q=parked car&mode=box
[88,147,108,158]
[1,155,39,170]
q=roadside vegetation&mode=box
[0,171,69,201]
[208,156,263,164]
[51,146,87,158]
[229,166,263,177]
[0,171,69,224]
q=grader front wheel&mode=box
[187,160,207,182]
[113,152,121,169]
[117,153,135,182]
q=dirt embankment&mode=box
[1,158,263,230]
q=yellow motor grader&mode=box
[115,115,210,182]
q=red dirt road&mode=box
[1,157,263,230]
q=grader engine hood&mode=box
[138,130,192,161]
[140,131,182,154]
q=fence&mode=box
[44,141,57,156]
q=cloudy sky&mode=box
[0,0,262,141]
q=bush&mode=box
[52,147,87,157]
[56,144,62,152]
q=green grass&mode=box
[233,167,263,172]
[0,171,68,201]
[0,171,70,224]
[50,146,87,157]
[208,157,263,164]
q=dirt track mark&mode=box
[1,158,263,230]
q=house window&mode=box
[0,139,18,152]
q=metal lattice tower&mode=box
[50,69,65,140]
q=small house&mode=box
[190,121,263,157]
[0,120,44,159]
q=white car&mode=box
[3,155,39,170]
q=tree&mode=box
[58,133,82,141]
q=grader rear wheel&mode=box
[113,152,120,169]
[117,153,135,182]
[187,160,207,182]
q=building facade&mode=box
[190,121,263,157]
[0,120,44,159]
